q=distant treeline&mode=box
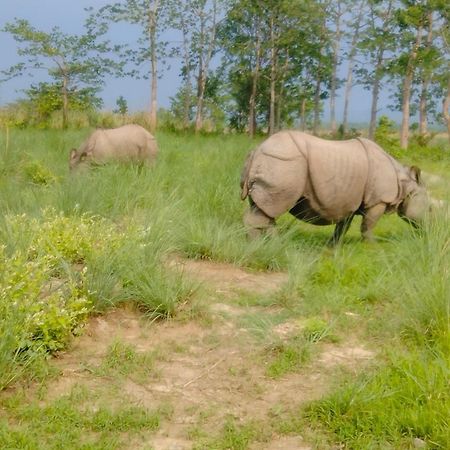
[1,0,449,147]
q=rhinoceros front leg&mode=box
[361,203,386,241]
[243,202,276,239]
[328,214,355,246]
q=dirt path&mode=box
[48,258,374,449]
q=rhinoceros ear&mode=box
[409,166,422,184]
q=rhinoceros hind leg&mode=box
[361,203,386,242]
[328,214,355,246]
[244,203,276,239]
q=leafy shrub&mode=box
[0,246,91,355]
[374,115,399,150]
[22,160,58,185]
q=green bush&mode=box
[22,160,58,185]
[0,246,91,356]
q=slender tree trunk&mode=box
[268,15,277,136]
[330,4,342,135]
[276,53,290,132]
[419,12,433,137]
[149,1,159,133]
[443,78,450,145]
[313,72,322,136]
[367,0,394,140]
[343,0,365,134]
[248,30,261,138]
[181,15,192,129]
[195,0,217,134]
[195,10,205,133]
[300,98,307,131]
[62,72,69,129]
[195,65,205,132]
[368,52,384,140]
[400,26,423,149]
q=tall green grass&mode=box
[0,128,449,448]
[304,211,450,449]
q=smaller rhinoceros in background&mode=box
[240,130,430,244]
[69,124,158,171]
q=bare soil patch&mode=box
[42,258,374,449]
[169,255,288,297]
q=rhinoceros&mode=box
[69,124,158,171]
[240,130,430,244]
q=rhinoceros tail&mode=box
[240,150,256,201]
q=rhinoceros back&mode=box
[88,124,157,163]
[247,131,372,221]
[300,134,370,221]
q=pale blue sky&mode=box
[0,0,404,123]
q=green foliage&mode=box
[0,245,91,358]
[0,394,164,449]
[113,95,128,116]
[265,336,311,379]
[26,82,103,125]
[302,317,334,343]
[195,417,270,450]
[2,18,120,128]
[374,115,398,148]
[98,340,159,378]
[0,128,448,448]
[306,350,450,449]
[22,160,58,185]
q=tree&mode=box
[327,0,348,134]
[94,0,168,132]
[220,0,266,136]
[342,0,367,134]
[2,19,116,128]
[27,82,102,124]
[114,95,128,116]
[357,0,397,140]
[192,0,223,133]
[166,0,198,129]
[395,1,428,148]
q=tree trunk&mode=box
[367,0,393,140]
[418,12,433,137]
[330,4,342,135]
[268,15,277,136]
[62,74,69,129]
[195,0,217,134]
[400,26,423,149]
[313,74,322,136]
[248,31,261,138]
[342,0,365,134]
[368,52,384,140]
[195,63,205,132]
[181,15,192,129]
[149,1,159,133]
[443,78,450,145]
[300,97,306,131]
[276,53,290,132]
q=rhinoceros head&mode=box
[397,166,430,226]
[69,148,91,172]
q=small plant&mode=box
[96,340,160,382]
[0,246,91,356]
[265,336,311,379]
[303,317,334,343]
[22,160,58,185]
[374,115,399,150]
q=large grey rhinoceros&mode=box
[240,130,430,244]
[69,124,158,171]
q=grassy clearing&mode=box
[0,128,449,448]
